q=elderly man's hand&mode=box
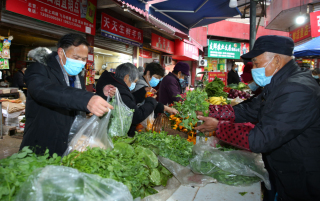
[145,87,157,93]
[164,106,178,115]
[194,116,219,133]
[103,85,117,98]
[87,95,114,117]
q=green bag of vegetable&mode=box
[108,89,134,137]
[190,139,271,189]
[14,165,133,201]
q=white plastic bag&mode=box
[15,165,133,201]
[63,111,114,157]
[141,111,155,132]
[108,88,134,137]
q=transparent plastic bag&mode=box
[15,165,133,201]
[158,156,216,187]
[190,139,271,189]
[108,88,134,137]
[63,111,114,157]
[141,111,155,132]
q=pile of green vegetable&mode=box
[174,88,210,130]
[205,77,228,98]
[0,147,61,201]
[119,131,194,167]
[62,143,172,199]
[228,82,248,91]
[108,98,134,137]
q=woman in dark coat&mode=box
[96,63,157,137]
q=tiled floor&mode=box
[0,133,23,160]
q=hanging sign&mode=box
[139,49,152,58]
[101,13,143,47]
[240,42,250,56]
[151,33,174,54]
[310,11,320,38]
[173,39,198,61]
[208,72,227,85]
[6,0,97,35]
[289,23,311,43]
[208,40,240,59]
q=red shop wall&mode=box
[207,20,289,40]
[189,26,207,47]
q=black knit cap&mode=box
[241,35,294,59]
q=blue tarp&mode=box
[293,36,320,57]
[121,0,241,34]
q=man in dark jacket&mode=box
[96,63,158,137]
[20,34,115,156]
[159,62,189,105]
[12,68,27,90]
[227,63,240,85]
[196,36,320,201]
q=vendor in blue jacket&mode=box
[195,35,320,201]
[159,62,189,105]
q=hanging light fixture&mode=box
[229,0,237,8]
[296,0,306,25]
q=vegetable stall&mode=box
[0,76,266,201]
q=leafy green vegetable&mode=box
[0,147,61,201]
[205,77,228,98]
[108,98,134,137]
[239,192,248,196]
[62,145,172,199]
[237,82,247,90]
[133,131,193,166]
[174,88,210,131]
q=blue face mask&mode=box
[313,75,319,79]
[248,81,259,91]
[149,76,160,87]
[235,68,238,71]
[129,82,136,91]
[61,50,86,76]
[251,57,276,87]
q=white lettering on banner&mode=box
[221,44,224,50]
[47,0,53,3]
[68,0,73,12]
[28,8,31,12]
[54,0,60,6]
[28,3,32,7]
[317,16,320,32]
[138,32,142,40]
[74,0,79,13]
[112,21,118,31]
[119,24,125,34]
[126,27,131,36]
[33,4,36,8]
[132,30,136,38]
[104,17,110,28]
[61,0,67,9]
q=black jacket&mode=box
[227,70,240,85]
[234,60,320,201]
[96,71,157,136]
[20,52,93,156]
[12,70,26,89]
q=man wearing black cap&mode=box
[159,62,189,105]
[195,35,320,201]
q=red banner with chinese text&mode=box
[139,48,152,58]
[151,33,174,54]
[310,11,320,38]
[289,23,311,43]
[101,13,143,45]
[6,0,97,35]
[208,72,227,86]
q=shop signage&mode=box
[139,48,152,58]
[151,33,174,54]
[310,11,320,38]
[173,40,198,60]
[6,0,97,35]
[101,13,143,47]
[289,23,311,43]
[208,72,227,86]
[208,40,240,59]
